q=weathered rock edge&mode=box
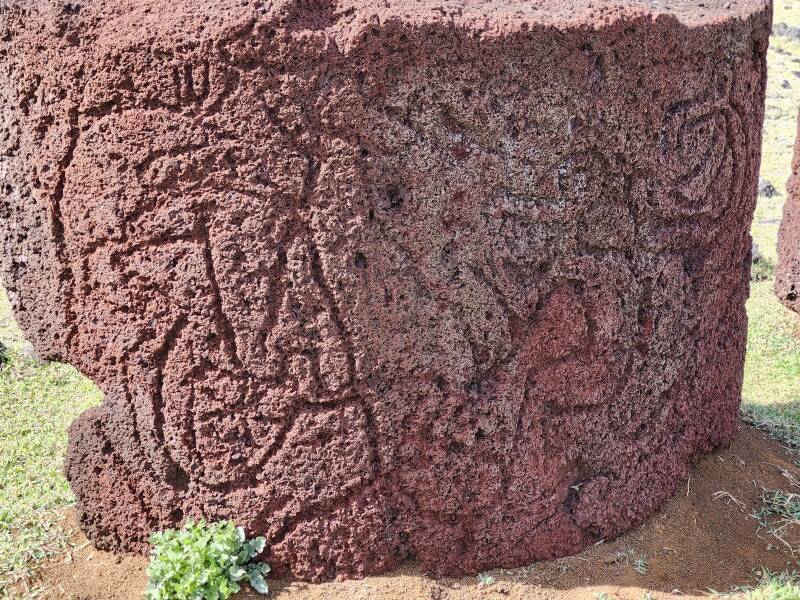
[0,0,770,581]
[776,109,800,310]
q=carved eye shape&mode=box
[661,103,727,178]
[674,112,728,209]
[658,99,731,217]
[675,113,725,174]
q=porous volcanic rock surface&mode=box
[776,109,800,309]
[0,0,770,582]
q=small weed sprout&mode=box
[750,256,775,282]
[604,548,634,565]
[477,572,496,586]
[146,519,269,600]
[632,556,648,575]
[593,593,611,600]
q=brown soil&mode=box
[24,424,799,599]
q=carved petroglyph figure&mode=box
[0,0,770,581]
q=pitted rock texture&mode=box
[0,0,770,581]
[776,110,800,310]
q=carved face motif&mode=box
[657,70,739,219]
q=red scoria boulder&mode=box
[0,0,770,581]
[776,110,800,309]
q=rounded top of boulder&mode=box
[25,0,770,54]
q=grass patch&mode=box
[0,291,102,596]
[743,282,800,412]
[748,579,800,600]
[753,490,800,554]
[739,569,800,599]
[742,404,800,452]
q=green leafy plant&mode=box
[750,255,776,283]
[145,518,270,600]
[632,556,648,575]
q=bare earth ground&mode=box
[25,425,796,600]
